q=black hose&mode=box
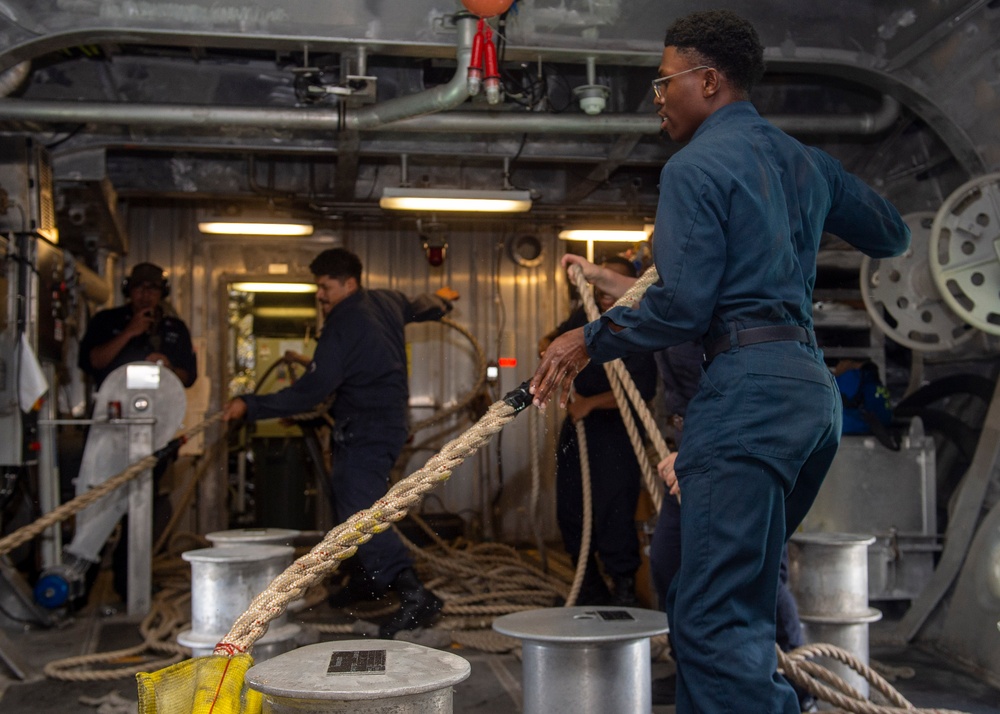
[895,374,995,416]
[913,409,979,465]
[892,374,994,536]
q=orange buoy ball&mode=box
[461,0,515,18]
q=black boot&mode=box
[610,573,639,607]
[378,568,443,639]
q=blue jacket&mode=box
[584,101,910,361]
[79,304,197,388]
[243,289,452,425]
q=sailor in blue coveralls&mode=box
[77,261,197,599]
[79,262,196,389]
[223,248,457,639]
[531,10,910,713]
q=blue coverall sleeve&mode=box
[244,334,345,422]
[373,290,453,324]
[810,148,911,258]
[406,293,454,323]
[585,160,726,363]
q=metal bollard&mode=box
[176,544,301,661]
[206,527,301,547]
[205,529,308,613]
[493,606,669,714]
[789,533,882,702]
[245,639,471,713]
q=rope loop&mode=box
[778,643,971,714]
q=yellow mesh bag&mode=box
[136,653,262,714]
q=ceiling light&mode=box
[230,282,317,293]
[558,228,652,242]
[380,187,532,213]
[252,307,317,318]
[199,220,314,236]
[558,224,652,262]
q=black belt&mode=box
[704,325,812,362]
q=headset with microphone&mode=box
[121,262,171,299]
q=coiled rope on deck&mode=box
[43,560,194,681]
[394,517,569,611]
[777,644,969,714]
[391,517,567,652]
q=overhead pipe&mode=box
[356,46,368,77]
[0,94,901,136]
[0,100,342,129]
[62,249,111,304]
[0,60,31,97]
[770,94,900,134]
[74,260,112,305]
[0,13,476,133]
[0,4,898,139]
[387,95,901,135]
[0,61,30,97]
[342,12,476,129]
[0,9,906,138]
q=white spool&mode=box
[861,211,976,351]
[929,172,1000,336]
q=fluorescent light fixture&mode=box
[230,282,317,293]
[559,225,652,262]
[558,228,651,242]
[380,187,532,213]
[199,220,314,236]
[253,307,317,319]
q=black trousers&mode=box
[555,413,642,579]
[327,415,411,593]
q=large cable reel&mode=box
[929,172,1000,336]
[860,212,976,351]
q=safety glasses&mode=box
[652,65,712,100]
